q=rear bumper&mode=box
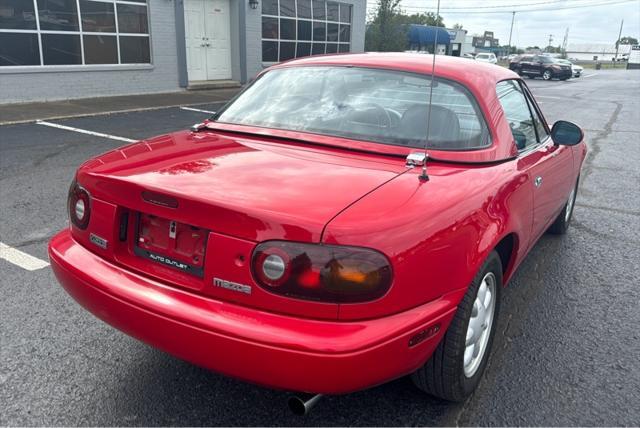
[49,230,457,394]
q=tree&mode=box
[365,0,406,52]
[617,36,638,46]
[452,23,464,30]
[502,45,519,54]
[395,12,444,27]
[365,0,445,52]
[544,44,563,53]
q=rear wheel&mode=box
[542,69,553,80]
[411,251,502,402]
[548,178,579,235]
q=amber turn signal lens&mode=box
[252,241,392,303]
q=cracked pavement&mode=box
[1,70,639,426]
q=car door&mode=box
[496,80,574,243]
[520,56,534,75]
[531,56,544,77]
[522,83,574,237]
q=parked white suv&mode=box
[475,52,498,64]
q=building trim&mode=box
[174,0,189,88]
[0,64,155,75]
[239,0,248,83]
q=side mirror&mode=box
[551,120,583,146]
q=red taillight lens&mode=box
[252,241,392,303]
[68,179,91,230]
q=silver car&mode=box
[557,59,583,77]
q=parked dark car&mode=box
[509,55,572,80]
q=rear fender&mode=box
[323,162,532,320]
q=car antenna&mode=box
[420,0,442,181]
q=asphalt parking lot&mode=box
[1,70,639,426]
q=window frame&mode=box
[261,0,352,65]
[0,0,152,71]
[521,82,551,138]
[496,78,548,155]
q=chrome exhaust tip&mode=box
[287,394,323,415]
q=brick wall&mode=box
[0,1,181,104]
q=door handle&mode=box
[534,176,543,187]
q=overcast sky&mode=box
[367,0,640,48]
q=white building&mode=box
[566,43,632,61]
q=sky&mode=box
[366,0,640,48]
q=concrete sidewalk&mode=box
[0,88,242,125]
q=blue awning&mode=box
[408,25,451,46]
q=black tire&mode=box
[411,251,502,402]
[548,178,579,235]
[542,69,553,80]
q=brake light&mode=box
[252,241,392,303]
[68,179,91,229]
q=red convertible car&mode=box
[49,53,586,408]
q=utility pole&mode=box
[614,19,624,61]
[547,34,553,52]
[507,11,516,53]
[562,27,569,57]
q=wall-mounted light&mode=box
[249,0,259,9]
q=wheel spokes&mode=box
[483,288,492,310]
[466,326,474,346]
[464,344,475,367]
[463,272,497,378]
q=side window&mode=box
[524,89,549,141]
[496,80,539,151]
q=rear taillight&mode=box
[252,241,392,303]
[68,179,91,230]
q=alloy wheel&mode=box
[464,272,497,378]
[565,186,576,222]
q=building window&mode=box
[262,0,352,63]
[0,0,150,67]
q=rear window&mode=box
[215,66,491,150]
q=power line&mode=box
[366,0,639,14]
[407,0,596,10]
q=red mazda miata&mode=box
[49,53,586,407]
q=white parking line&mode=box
[582,73,598,78]
[36,120,137,143]
[535,95,568,100]
[179,106,216,114]
[0,242,49,271]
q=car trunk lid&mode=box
[73,130,406,319]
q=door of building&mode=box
[184,0,232,81]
